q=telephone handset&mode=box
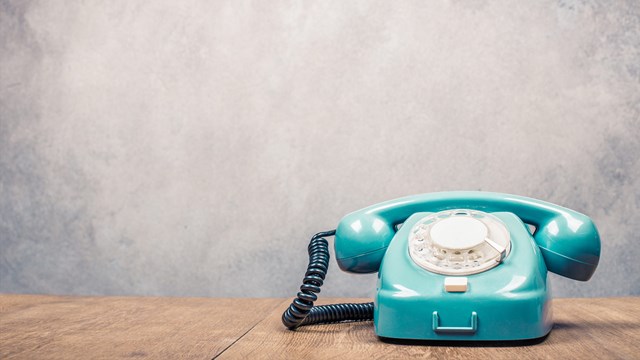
[282,191,600,341]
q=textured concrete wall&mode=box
[1,1,639,299]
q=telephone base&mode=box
[378,332,551,346]
[374,292,553,341]
[373,211,554,341]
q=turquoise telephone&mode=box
[282,191,600,341]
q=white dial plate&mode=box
[408,209,511,276]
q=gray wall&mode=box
[1,0,639,299]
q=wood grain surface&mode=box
[220,297,640,359]
[1,295,639,359]
[0,294,283,359]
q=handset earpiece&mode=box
[530,212,600,280]
[335,212,395,273]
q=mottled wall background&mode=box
[1,1,639,298]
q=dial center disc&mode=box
[430,216,488,250]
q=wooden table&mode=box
[1,295,638,359]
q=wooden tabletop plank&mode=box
[0,294,283,360]
[218,297,640,359]
[2,296,639,359]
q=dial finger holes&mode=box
[408,209,511,276]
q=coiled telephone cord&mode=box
[281,230,374,330]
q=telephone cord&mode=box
[281,230,374,330]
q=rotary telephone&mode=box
[282,191,600,341]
